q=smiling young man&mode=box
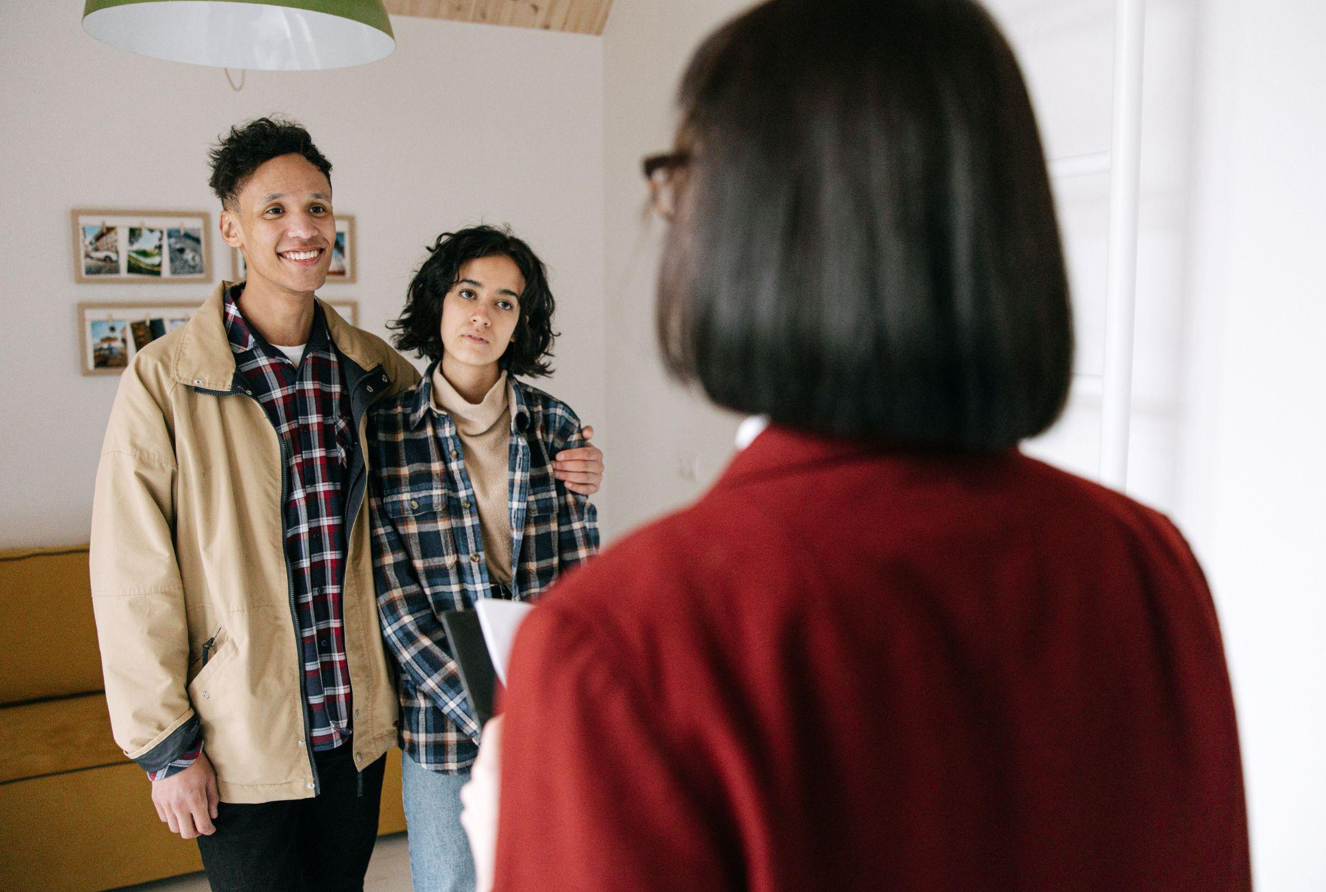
[88,119,602,891]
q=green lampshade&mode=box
[82,0,395,70]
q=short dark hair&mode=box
[657,0,1074,450]
[208,116,332,209]
[390,226,557,378]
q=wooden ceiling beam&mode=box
[383,0,615,35]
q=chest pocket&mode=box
[528,483,558,518]
[382,487,458,572]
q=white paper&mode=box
[475,598,534,686]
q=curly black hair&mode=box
[390,226,557,378]
[208,116,332,209]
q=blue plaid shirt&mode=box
[368,366,599,772]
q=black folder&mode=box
[440,608,499,728]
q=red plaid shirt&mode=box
[148,287,358,781]
[226,287,357,753]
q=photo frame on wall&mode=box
[230,214,355,283]
[72,209,212,283]
[78,299,360,376]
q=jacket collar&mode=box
[712,424,1016,493]
[172,281,391,389]
[408,360,530,433]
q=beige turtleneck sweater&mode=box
[431,366,514,586]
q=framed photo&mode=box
[78,299,361,376]
[230,214,355,283]
[326,299,359,326]
[78,302,197,375]
[72,209,212,283]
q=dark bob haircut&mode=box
[208,116,332,210]
[390,225,557,378]
[657,0,1074,450]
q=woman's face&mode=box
[438,254,524,374]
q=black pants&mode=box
[196,745,387,892]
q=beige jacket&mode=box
[89,283,420,803]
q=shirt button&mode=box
[298,739,305,747]
[461,500,471,509]
[410,499,420,509]
[469,554,480,563]
[306,782,315,790]
[355,753,363,763]
[202,691,210,699]
[354,709,360,718]
[367,385,375,393]
[319,639,329,649]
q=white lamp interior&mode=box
[82,1,394,71]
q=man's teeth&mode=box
[282,250,320,260]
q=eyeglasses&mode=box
[642,151,691,220]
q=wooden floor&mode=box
[111,832,413,892]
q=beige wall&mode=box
[0,5,605,549]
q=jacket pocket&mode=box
[186,625,237,704]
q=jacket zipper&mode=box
[200,632,218,667]
[277,434,321,796]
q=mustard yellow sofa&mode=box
[0,545,407,892]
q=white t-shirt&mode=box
[274,343,307,366]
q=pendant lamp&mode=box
[82,0,395,71]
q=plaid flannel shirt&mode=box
[368,367,599,772]
[149,287,357,781]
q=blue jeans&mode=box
[401,752,475,892]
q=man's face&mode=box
[219,153,335,297]
[438,254,525,375]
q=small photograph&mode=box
[127,227,163,277]
[88,319,130,370]
[326,299,359,326]
[329,231,348,276]
[81,224,120,276]
[326,215,356,282]
[79,302,202,376]
[167,226,205,276]
[72,210,211,283]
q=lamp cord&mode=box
[224,68,246,92]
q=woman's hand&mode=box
[460,714,504,892]
[554,426,605,496]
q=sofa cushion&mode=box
[0,545,104,704]
[0,692,125,784]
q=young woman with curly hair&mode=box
[366,225,601,892]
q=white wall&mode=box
[600,0,1325,889]
[1179,0,1326,887]
[598,0,754,542]
[0,2,606,549]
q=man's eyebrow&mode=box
[259,191,331,202]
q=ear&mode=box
[218,209,244,249]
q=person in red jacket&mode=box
[461,0,1252,890]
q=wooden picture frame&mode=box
[72,209,212,284]
[78,301,198,376]
[78,299,362,376]
[230,214,355,283]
